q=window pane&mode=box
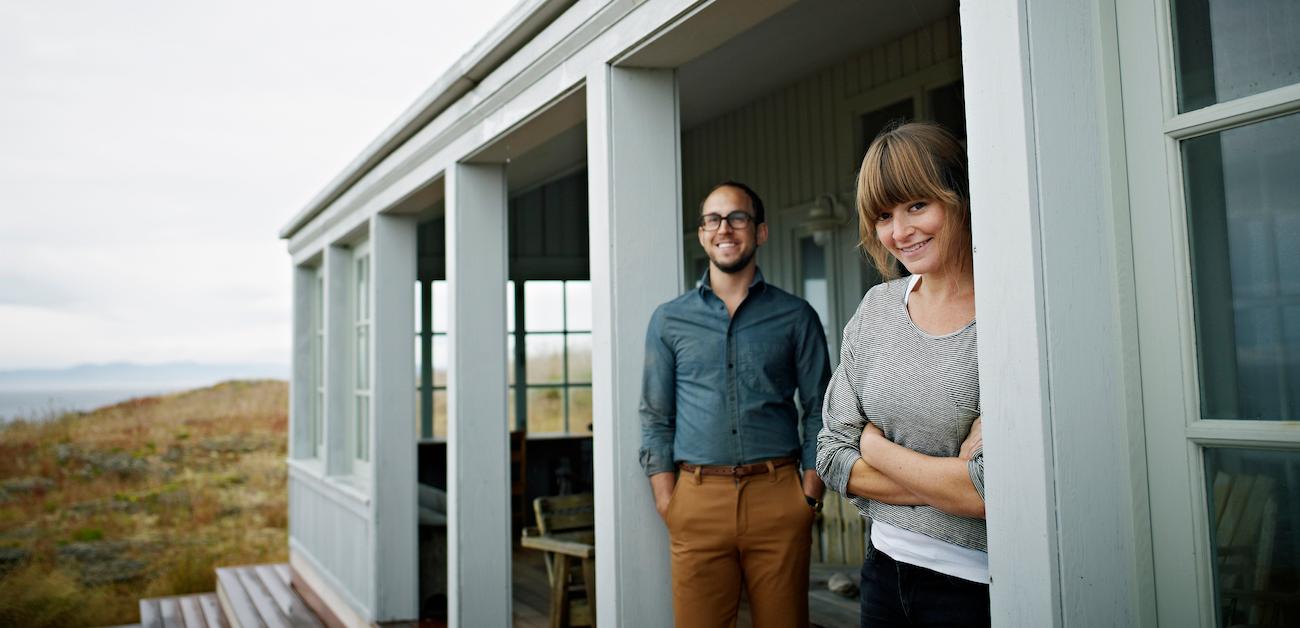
[1203,447,1300,627]
[801,236,832,342]
[507,334,516,386]
[415,281,423,333]
[526,387,565,433]
[356,326,369,389]
[1173,0,1300,112]
[861,99,914,155]
[506,280,515,333]
[568,387,592,435]
[433,390,447,438]
[508,386,517,431]
[526,333,565,384]
[432,335,448,388]
[567,334,592,384]
[525,281,565,331]
[928,81,966,140]
[432,280,448,333]
[1183,113,1300,420]
[414,336,422,388]
[566,281,592,331]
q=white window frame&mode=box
[1117,1,1300,625]
[312,268,325,458]
[351,240,373,478]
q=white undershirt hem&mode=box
[871,520,989,584]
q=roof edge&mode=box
[279,0,577,240]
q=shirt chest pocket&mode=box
[741,339,794,392]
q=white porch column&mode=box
[962,0,1150,625]
[368,213,419,620]
[445,163,511,627]
[587,65,682,628]
[324,245,351,476]
[291,263,315,459]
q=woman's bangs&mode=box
[860,138,949,219]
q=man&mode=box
[640,181,831,627]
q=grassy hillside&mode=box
[0,380,288,627]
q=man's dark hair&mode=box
[703,180,766,225]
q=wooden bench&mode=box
[520,493,595,628]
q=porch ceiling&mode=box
[678,0,956,129]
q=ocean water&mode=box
[0,388,181,423]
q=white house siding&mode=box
[288,469,373,619]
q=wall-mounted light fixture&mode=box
[806,193,850,247]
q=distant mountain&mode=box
[0,362,289,391]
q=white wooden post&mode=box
[369,213,419,620]
[445,163,511,627]
[324,245,352,476]
[962,0,1151,625]
[587,65,682,628]
[291,264,315,459]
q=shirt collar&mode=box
[697,266,767,297]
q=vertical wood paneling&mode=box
[681,15,960,218]
[901,33,919,75]
[918,24,935,68]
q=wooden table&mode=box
[520,529,595,628]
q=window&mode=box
[511,280,592,435]
[416,279,449,440]
[1123,1,1300,624]
[352,244,372,473]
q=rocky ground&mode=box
[0,380,288,627]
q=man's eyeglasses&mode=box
[698,211,756,231]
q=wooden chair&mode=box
[520,493,595,628]
[1212,470,1288,625]
[813,491,869,565]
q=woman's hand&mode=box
[959,417,982,461]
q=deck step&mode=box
[216,563,324,628]
[139,593,228,628]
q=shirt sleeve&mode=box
[795,303,832,472]
[639,307,677,476]
[816,307,868,497]
[967,445,985,500]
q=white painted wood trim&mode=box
[445,162,511,627]
[368,212,419,620]
[292,264,315,459]
[587,65,681,628]
[960,1,1062,625]
[288,461,370,517]
[324,245,353,477]
[1164,82,1300,139]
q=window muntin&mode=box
[1172,0,1300,112]
[514,279,592,435]
[416,279,449,440]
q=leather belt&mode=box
[678,457,797,478]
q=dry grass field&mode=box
[0,380,288,627]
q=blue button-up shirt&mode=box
[639,268,831,475]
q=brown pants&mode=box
[665,464,814,628]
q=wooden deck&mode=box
[511,550,859,627]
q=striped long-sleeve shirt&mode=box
[816,276,986,552]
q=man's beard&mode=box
[711,248,756,274]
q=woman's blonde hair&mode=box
[855,121,971,280]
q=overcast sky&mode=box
[0,0,515,370]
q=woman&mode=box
[816,121,988,627]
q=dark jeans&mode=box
[859,544,991,628]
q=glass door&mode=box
[1120,1,1300,625]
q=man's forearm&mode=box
[802,469,825,500]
